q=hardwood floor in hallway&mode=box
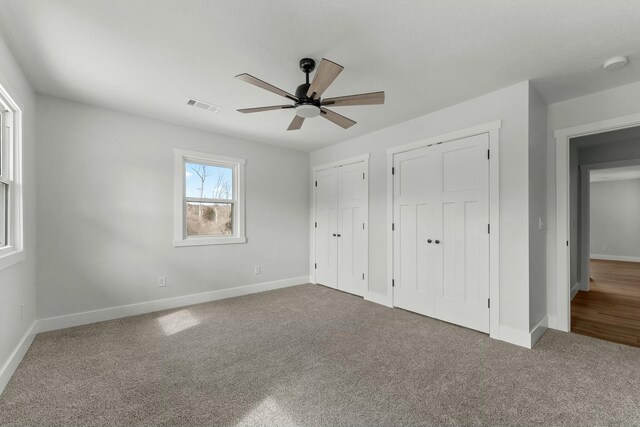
[572,259,640,347]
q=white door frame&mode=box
[554,112,640,332]
[310,154,370,288]
[386,121,501,339]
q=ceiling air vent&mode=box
[186,98,221,113]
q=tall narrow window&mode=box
[174,149,246,246]
[0,83,24,270]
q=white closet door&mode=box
[393,133,490,333]
[337,162,367,296]
[393,146,441,316]
[315,167,338,288]
[433,133,490,333]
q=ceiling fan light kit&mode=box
[236,57,385,131]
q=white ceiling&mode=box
[591,165,640,182]
[1,0,640,152]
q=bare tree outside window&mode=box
[184,162,234,237]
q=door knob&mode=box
[337,234,341,237]
[435,240,440,244]
[332,233,337,237]
[427,239,433,243]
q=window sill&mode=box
[0,248,26,272]
[173,236,247,247]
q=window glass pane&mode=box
[0,182,7,247]
[186,202,233,237]
[185,162,233,200]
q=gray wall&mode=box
[528,85,547,330]
[0,33,37,383]
[579,139,640,165]
[590,178,640,259]
[36,95,310,318]
[311,81,532,335]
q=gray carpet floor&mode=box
[1,284,640,426]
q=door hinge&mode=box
[362,273,365,280]
[315,222,317,228]
[392,279,395,287]
[488,298,490,308]
[314,263,317,269]
[315,180,317,187]
[567,241,569,247]
[362,222,365,230]
[363,172,365,180]
[392,223,395,231]
[392,167,395,175]
[487,149,490,159]
[487,224,490,234]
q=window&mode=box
[0,83,24,270]
[174,149,246,246]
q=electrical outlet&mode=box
[254,265,261,274]
[158,276,167,287]
[538,217,544,230]
[20,304,24,320]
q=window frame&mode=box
[0,83,24,271]
[173,148,246,246]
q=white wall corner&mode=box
[530,316,548,348]
[570,282,580,300]
[0,321,37,395]
[36,276,308,333]
[547,314,558,330]
[499,325,535,349]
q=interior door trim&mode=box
[386,121,501,340]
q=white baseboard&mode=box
[364,291,393,307]
[530,316,548,348]
[499,325,532,348]
[499,317,547,349]
[37,276,308,333]
[0,321,37,395]
[590,253,640,263]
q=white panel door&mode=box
[337,162,367,296]
[393,133,490,333]
[433,134,490,333]
[315,167,338,288]
[393,147,441,316]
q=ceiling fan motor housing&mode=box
[294,82,321,117]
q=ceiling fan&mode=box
[236,58,385,131]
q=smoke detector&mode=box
[186,98,221,112]
[603,56,628,71]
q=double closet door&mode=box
[314,160,368,297]
[393,133,490,333]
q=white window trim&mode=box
[0,83,24,271]
[173,148,246,247]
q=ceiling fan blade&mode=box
[287,115,305,131]
[238,105,294,114]
[306,58,344,99]
[236,73,298,102]
[320,108,356,129]
[322,91,385,107]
